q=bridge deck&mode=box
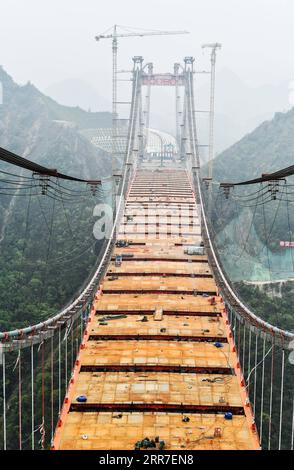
[53,168,260,450]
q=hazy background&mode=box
[1,0,294,152]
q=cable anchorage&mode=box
[220,183,234,199]
[34,174,51,196]
[267,179,285,200]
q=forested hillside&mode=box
[201,112,294,446]
[0,67,111,331]
[203,108,294,282]
[211,109,294,180]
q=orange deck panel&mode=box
[53,168,260,451]
[58,413,256,450]
[91,314,225,338]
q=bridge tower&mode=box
[2,55,293,452]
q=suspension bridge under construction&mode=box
[0,53,294,451]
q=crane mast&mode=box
[142,62,153,161]
[112,25,118,198]
[174,62,182,151]
[202,42,221,213]
[95,25,189,206]
[202,43,221,175]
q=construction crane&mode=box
[202,43,221,176]
[202,43,221,214]
[94,25,189,185]
[95,25,189,122]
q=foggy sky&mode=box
[1,0,294,97]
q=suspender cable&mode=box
[71,324,74,371]
[65,329,68,389]
[291,394,294,450]
[51,335,54,442]
[40,191,56,303]
[242,324,246,371]
[233,310,237,341]
[2,351,6,450]
[18,350,22,450]
[228,307,232,326]
[58,327,61,413]
[259,337,266,446]
[278,349,285,450]
[76,338,79,364]
[41,341,45,449]
[253,335,258,417]
[246,343,273,386]
[31,344,35,450]
[268,339,275,450]
[285,184,294,272]
[247,329,252,393]
[194,158,294,351]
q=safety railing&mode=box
[184,63,294,448]
[0,64,142,450]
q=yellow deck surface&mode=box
[113,239,206,259]
[108,260,210,274]
[103,276,216,292]
[55,168,259,450]
[72,372,242,406]
[81,340,232,368]
[96,294,222,312]
[91,315,225,337]
[59,413,254,450]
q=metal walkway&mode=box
[53,168,260,450]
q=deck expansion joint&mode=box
[111,257,209,263]
[88,334,228,343]
[79,364,235,374]
[126,203,196,207]
[118,232,201,236]
[117,242,147,246]
[95,310,221,317]
[69,403,245,415]
[106,272,213,278]
[124,215,198,220]
[102,289,217,295]
[121,223,200,227]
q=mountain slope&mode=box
[210,108,294,181]
[203,107,294,282]
[44,78,110,113]
[0,67,111,331]
[197,68,290,153]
